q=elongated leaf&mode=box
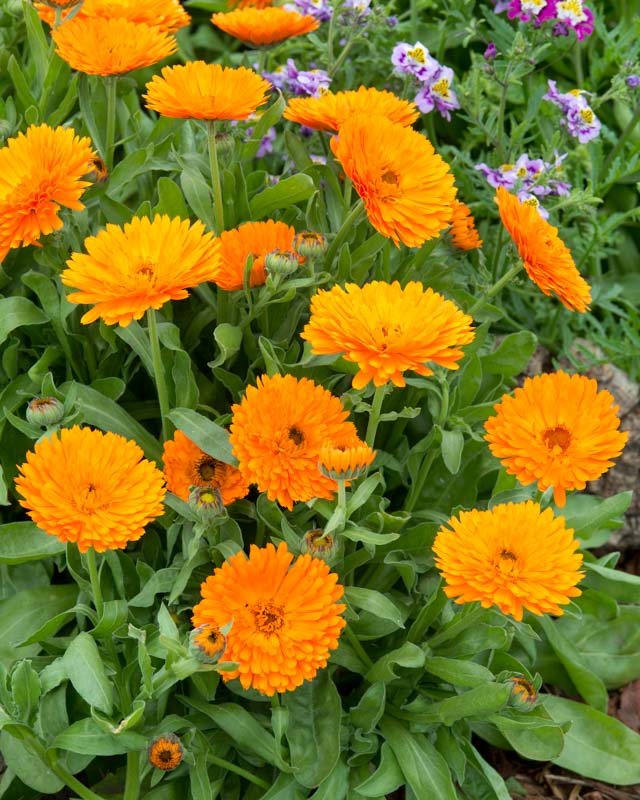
[379,718,457,800]
[310,758,349,800]
[366,642,425,683]
[345,587,406,629]
[424,657,495,688]
[545,695,640,784]
[167,407,236,465]
[0,732,64,794]
[283,670,341,788]
[0,522,65,564]
[63,633,114,714]
[53,718,147,755]
[356,741,404,797]
[490,710,565,761]
[250,174,315,219]
[0,297,47,344]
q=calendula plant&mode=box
[0,0,639,798]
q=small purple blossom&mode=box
[627,74,640,88]
[386,15,399,26]
[415,65,460,120]
[284,0,332,21]
[484,42,498,60]
[263,59,331,98]
[391,41,439,82]
[516,191,549,219]
[340,0,371,17]
[475,151,572,211]
[498,0,594,38]
[543,80,601,143]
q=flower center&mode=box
[579,107,594,124]
[288,425,305,445]
[381,170,399,185]
[250,600,285,634]
[158,749,174,764]
[77,482,101,513]
[407,46,426,63]
[521,0,546,13]
[431,78,451,99]
[500,163,514,172]
[133,258,156,283]
[557,0,586,22]
[495,549,518,574]
[197,456,222,483]
[542,424,572,452]
[523,197,539,209]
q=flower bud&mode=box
[26,397,64,427]
[293,231,327,259]
[507,676,538,710]
[85,155,108,184]
[264,248,300,277]
[302,528,336,559]
[189,623,226,663]
[148,733,184,771]
[189,486,225,516]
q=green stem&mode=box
[468,262,523,317]
[104,76,117,172]
[324,200,365,269]
[600,103,640,187]
[207,753,270,789]
[146,308,170,442]
[573,40,584,87]
[329,37,356,79]
[123,750,140,800]
[206,120,225,235]
[490,223,505,282]
[404,444,437,513]
[84,547,103,620]
[365,384,386,448]
[496,65,513,162]
[42,748,107,800]
[344,623,374,670]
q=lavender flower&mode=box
[415,66,461,120]
[627,75,640,88]
[484,42,498,60]
[391,41,439,82]
[554,0,594,39]
[263,59,331,98]
[284,0,332,21]
[543,80,600,143]
[498,0,594,39]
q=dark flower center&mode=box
[288,425,305,445]
[250,600,285,634]
[197,456,221,482]
[542,425,572,452]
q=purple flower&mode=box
[555,0,594,39]
[516,190,549,218]
[340,0,371,17]
[475,151,572,199]
[543,80,600,143]
[484,42,498,60]
[475,162,519,189]
[256,128,277,158]
[386,15,399,26]
[415,65,460,120]
[500,0,594,37]
[627,74,640,88]
[391,41,439,82]
[284,0,332,21]
[263,59,331,98]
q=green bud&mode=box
[26,397,64,427]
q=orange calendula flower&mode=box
[433,501,584,621]
[0,124,96,262]
[301,281,475,389]
[15,426,166,553]
[484,371,628,507]
[229,0,274,7]
[162,430,248,505]
[229,373,358,509]
[318,433,375,480]
[36,0,190,33]
[53,16,177,76]
[192,542,346,695]
[450,199,482,250]
[212,7,319,45]
[62,215,221,327]
[144,62,271,121]
[331,115,456,247]
[495,186,591,312]
[283,86,419,133]
[148,734,184,771]
[214,220,300,291]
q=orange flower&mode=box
[318,433,375,480]
[283,86,419,133]
[484,371,628,507]
[62,215,220,327]
[450,199,482,250]
[36,0,190,33]
[211,7,319,45]
[162,430,248,505]
[148,734,183,771]
[52,16,177,76]
[433,501,584,621]
[229,0,274,7]
[331,115,456,247]
[0,124,95,262]
[144,62,271,121]
[192,542,346,695]
[15,426,166,553]
[213,220,299,290]
[190,624,226,661]
[301,281,474,389]
[495,187,591,312]
[229,373,357,509]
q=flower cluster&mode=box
[543,80,601,143]
[284,0,332,21]
[496,0,594,40]
[475,152,571,218]
[391,41,460,120]
[263,58,331,97]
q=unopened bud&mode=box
[293,231,327,259]
[189,623,226,663]
[189,486,225,519]
[302,528,336,559]
[26,397,64,427]
[507,676,538,710]
[148,733,184,771]
[265,248,300,277]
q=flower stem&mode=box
[206,120,225,235]
[207,753,270,789]
[600,102,640,186]
[123,750,140,800]
[146,308,170,442]
[84,547,103,620]
[496,64,513,162]
[104,76,118,172]
[324,200,365,269]
[337,479,347,521]
[468,262,523,317]
[365,384,386,448]
[344,623,373,670]
[404,444,437,513]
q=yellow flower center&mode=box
[251,600,285,634]
[495,549,519,575]
[381,170,399,185]
[579,107,594,124]
[407,46,426,64]
[77,483,101,513]
[542,424,572,453]
[557,0,586,20]
[197,456,222,482]
[568,88,584,96]
[523,197,539,208]
[516,167,527,177]
[431,78,450,98]
[500,163,514,172]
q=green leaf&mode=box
[52,717,147,755]
[345,587,406,629]
[366,642,425,683]
[355,742,404,797]
[405,683,511,725]
[106,147,152,198]
[423,657,496,688]
[11,660,41,724]
[350,682,386,733]
[490,709,565,761]
[583,561,640,602]
[242,94,285,160]
[167,407,236,465]
[0,585,77,667]
[545,695,640,784]
[250,174,315,219]
[181,167,214,230]
[153,177,190,219]
[209,323,243,369]
[283,670,341,788]
[310,758,349,800]
[0,732,63,794]
[62,633,114,715]
[481,331,537,376]
[379,717,457,800]
[562,491,632,547]
[0,297,48,345]
[129,567,180,608]
[439,428,464,475]
[0,522,65,564]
